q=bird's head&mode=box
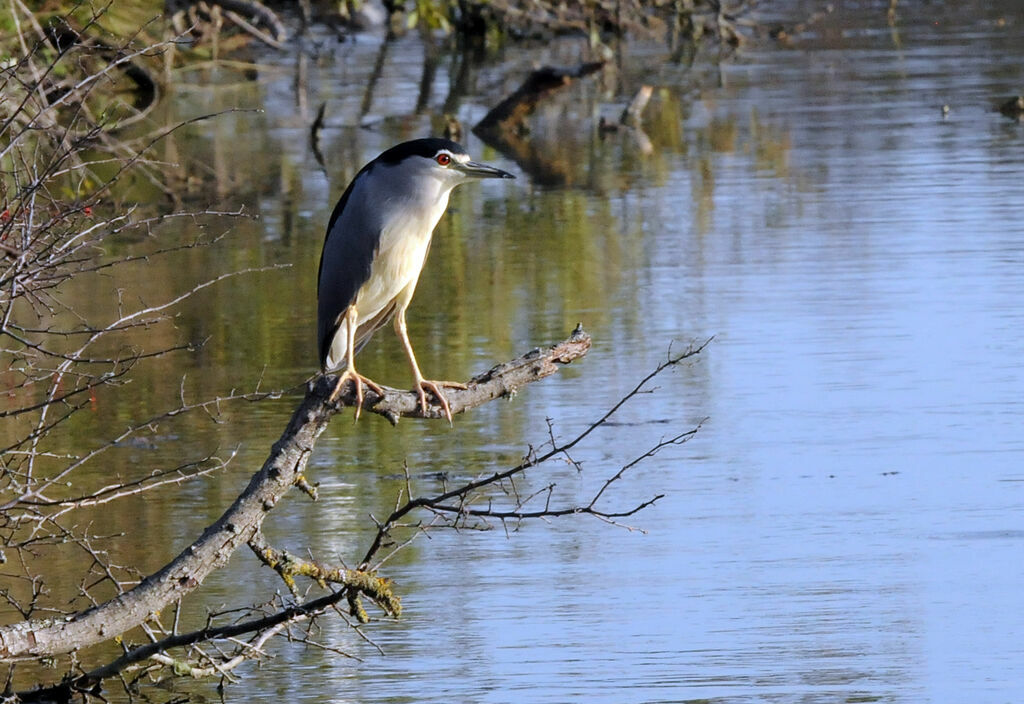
[375,138,515,193]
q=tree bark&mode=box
[0,328,591,660]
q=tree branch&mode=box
[0,328,591,661]
[330,323,593,423]
[246,529,396,622]
[359,336,709,566]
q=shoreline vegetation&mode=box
[1,0,767,141]
[1,0,783,208]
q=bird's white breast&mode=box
[353,162,453,322]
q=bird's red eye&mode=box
[436,153,451,166]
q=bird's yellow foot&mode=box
[414,380,468,424]
[330,369,385,420]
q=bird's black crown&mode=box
[375,138,468,165]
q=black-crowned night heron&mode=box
[317,138,514,421]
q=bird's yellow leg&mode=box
[394,310,466,424]
[328,307,384,420]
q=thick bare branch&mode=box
[0,329,591,661]
[333,324,593,423]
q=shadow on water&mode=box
[5,0,1024,700]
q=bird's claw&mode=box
[330,369,385,421]
[414,380,467,425]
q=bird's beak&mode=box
[457,160,516,180]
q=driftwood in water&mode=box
[473,62,604,186]
[475,62,604,135]
[597,85,655,155]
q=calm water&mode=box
[8,2,1024,701]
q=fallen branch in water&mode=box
[473,62,605,186]
[475,62,605,136]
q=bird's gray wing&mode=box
[317,168,382,371]
[353,299,397,356]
